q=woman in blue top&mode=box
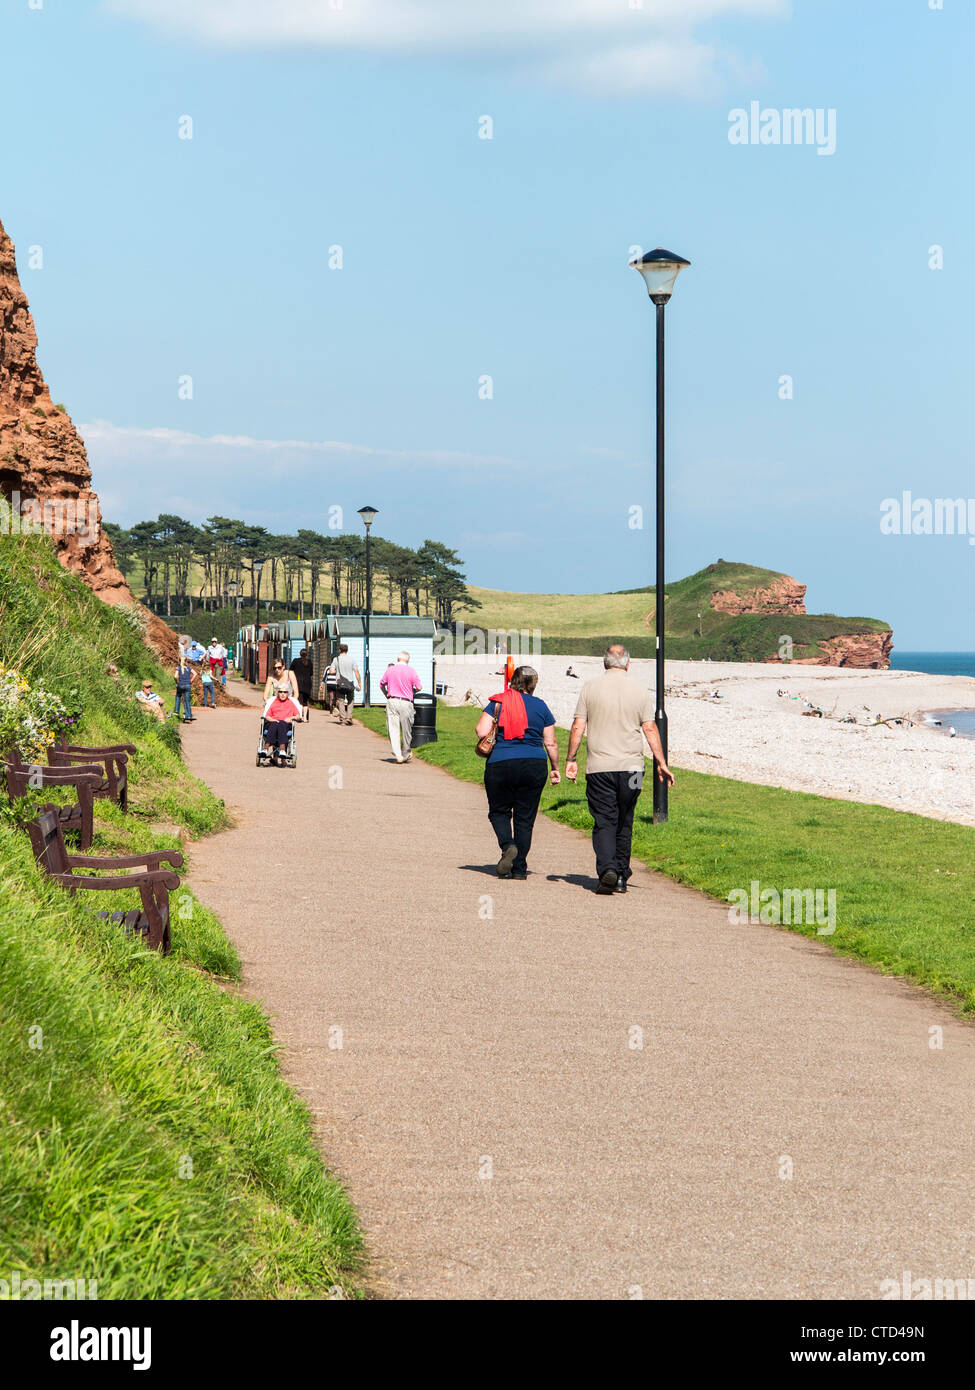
[173,655,197,723]
[474,665,560,879]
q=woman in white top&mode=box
[263,657,299,704]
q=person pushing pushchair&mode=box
[260,686,302,767]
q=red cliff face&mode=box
[0,217,131,605]
[0,218,245,696]
[710,576,807,615]
[793,632,894,669]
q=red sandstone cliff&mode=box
[710,575,807,615]
[0,218,244,700]
[792,631,894,669]
[0,217,134,606]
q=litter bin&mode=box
[412,691,438,747]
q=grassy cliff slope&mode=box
[0,535,361,1298]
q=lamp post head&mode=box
[253,560,263,575]
[357,505,379,531]
[630,247,691,305]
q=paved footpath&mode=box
[184,693,975,1300]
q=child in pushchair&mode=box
[257,689,301,768]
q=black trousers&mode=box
[484,757,549,874]
[584,769,644,880]
[263,719,292,750]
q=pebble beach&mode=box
[436,656,975,828]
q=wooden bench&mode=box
[4,760,103,850]
[27,808,183,954]
[46,738,135,813]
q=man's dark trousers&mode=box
[484,757,548,875]
[584,769,644,881]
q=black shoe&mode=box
[615,877,628,894]
[596,869,618,895]
[511,869,527,880]
[496,844,518,878]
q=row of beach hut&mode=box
[235,614,437,708]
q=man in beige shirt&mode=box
[565,645,674,895]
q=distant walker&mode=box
[380,651,422,763]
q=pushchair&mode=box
[256,714,298,768]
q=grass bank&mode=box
[0,536,362,1297]
[359,703,975,1012]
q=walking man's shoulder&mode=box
[579,673,608,700]
[574,676,599,719]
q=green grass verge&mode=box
[359,704,975,1012]
[0,823,362,1298]
[0,536,362,1297]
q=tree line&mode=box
[103,516,482,626]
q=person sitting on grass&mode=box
[261,689,302,765]
[136,679,167,721]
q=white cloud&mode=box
[102,0,786,96]
[536,38,721,99]
[79,419,518,470]
[80,418,525,525]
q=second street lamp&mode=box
[357,505,379,708]
[630,247,690,824]
[253,560,264,633]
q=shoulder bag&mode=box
[475,701,499,759]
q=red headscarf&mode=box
[490,689,529,741]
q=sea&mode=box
[891,652,975,738]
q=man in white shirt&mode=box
[207,639,228,687]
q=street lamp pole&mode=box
[357,506,379,708]
[254,560,264,634]
[653,297,668,823]
[630,248,690,824]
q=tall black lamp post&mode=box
[253,559,264,633]
[357,505,379,707]
[630,247,690,824]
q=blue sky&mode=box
[2,0,971,647]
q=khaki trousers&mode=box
[386,697,415,760]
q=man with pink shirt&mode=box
[380,651,422,763]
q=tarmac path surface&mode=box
[183,691,975,1300]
